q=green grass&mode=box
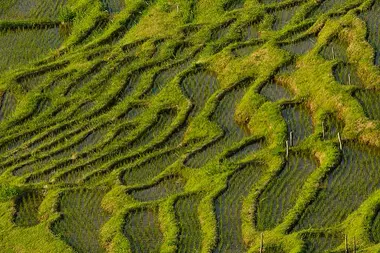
[0,0,380,252]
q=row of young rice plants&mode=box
[256,152,318,231]
[13,189,44,227]
[185,79,256,168]
[354,89,380,121]
[279,35,317,56]
[180,69,220,118]
[0,27,65,73]
[332,62,363,87]
[359,0,380,66]
[281,103,314,146]
[123,207,163,253]
[300,231,344,253]
[51,188,110,253]
[13,125,107,176]
[57,108,183,184]
[144,59,193,97]
[0,91,16,122]
[319,38,348,61]
[174,194,203,253]
[322,113,344,140]
[214,162,265,252]
[121,149,183,187]
[270,4,300,31]
[129,176,185,202]
[307,0,347,18]
[101,0,125,14]
[223,0,245,11]
[259,79,293,102]
[295,142,380,230]
[0,0,67,20]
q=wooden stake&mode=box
[332,47,335,60]
[338,132,343,150]
[289,131,293,146]
[286,140,289,159]
[260,233,264,253]
[348,73,351,85]
[345,234,348,253]
[353,236,356,253]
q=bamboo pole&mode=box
[345,234,348,253]
[260,233,264,253]
[348,73,351,85]
[286,140,289,159]
[338,132,343,150]
[289,131,293,146]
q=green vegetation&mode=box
[0,0,379,252]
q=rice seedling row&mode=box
[175,194,203,253]
[256,152,318,231]
[359,1,380,66]
[214,162,264,252]
[295,142,380,230]
[300,231,343,253]
[354,89,380,121]
[259,79,293,102]
[123,207,163,253]
[51,188,110,253]
[185,80,253,168]
[281,103,314,146]
[129,176,185,202]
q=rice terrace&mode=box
[0,0,380,252]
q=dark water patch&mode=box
[211,20,235,41]
[354,89,380,121]
[121,150,181,186]
[281,104,313,146]
[185,80,251,168]
[295,143,380,230]
[145,60,191,97]
[101,0,125,13]
[319,39,348,61]
[0,0,67,20]
[223,0,245,11]
[333,62,362,86]
[225,139,264,162]
[13,190,44,227]
[118,105,146,120]
[0,28,65,73]
[123,208,163,253]
[129,176,185,202]
[260,80,292,101]
[214,163,264,252]
[180,70,220,117]
[0,91,16,121]
[175,194,203,253]
[359,1,380,66]
[307,0,347,18]
[52,189,110,253]
[256,152,318,231]
[301,231,343,253]
[271,5,299,31]
[322,113,344,140]
[241,22,259,41]
[280,36,317,55]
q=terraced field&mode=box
[0,0,380,252]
